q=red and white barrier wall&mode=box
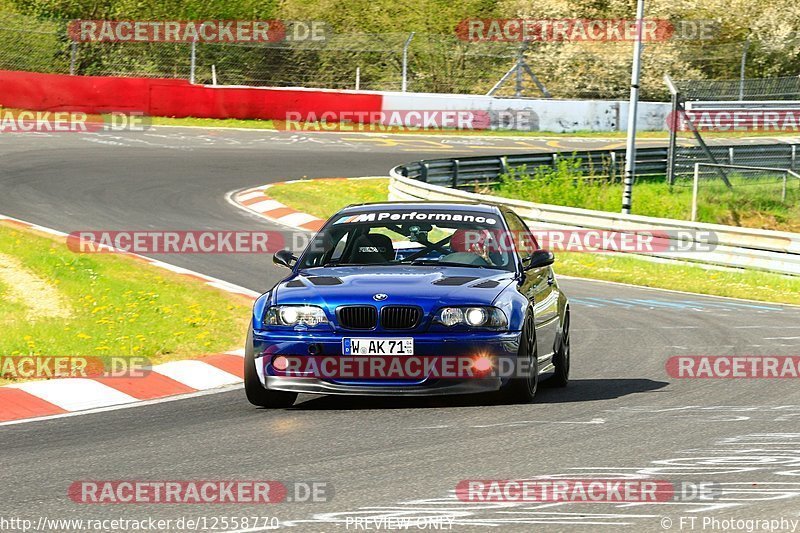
[0,70,383,120]
[0,70,669,132]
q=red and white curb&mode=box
[233,181,327,231]
[230,177,382,231]
[0,351,247,424]
[0,214,260,425]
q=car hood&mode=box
[274,265,515,311]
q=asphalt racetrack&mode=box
[1,128,800,532]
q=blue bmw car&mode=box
[245,202,570,407]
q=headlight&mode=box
[434,306,507,329]
[266,305,329,327]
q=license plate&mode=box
[342,338,414,356]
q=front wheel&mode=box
[244,330,298,408]
[497,313,538,404]
[550,312,570,387]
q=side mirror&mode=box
[523,249,555,270]
[273,249,297,269]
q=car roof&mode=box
[338,201,503,215]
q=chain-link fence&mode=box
[674,75,800,101]
[0,11,755,99]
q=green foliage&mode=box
[6,0,279,19]
[3,0,800,98]
[494,159,800,231]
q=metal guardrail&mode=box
[395,142,800,188]
[397,147,668,189]
[390,143,800,276]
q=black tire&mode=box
[498,312,538,404]
[550,312,570,388]
[244,330,298,408]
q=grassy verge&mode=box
[492,159,800,232]
[556,252,800,305]
[267,178,388,219]
[266,177,800,305]
[0,222,251,384]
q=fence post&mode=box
[610,151,617,182]
[739,38,750,101]
[70,41,77,75]
[665,75,679,186]
[692,163,700,222]
[190,39,197,84]
[401,32,415,92]
[783,172,787,202]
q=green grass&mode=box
[0,222,251,383]
[491,159,800,232]
[265,176,800,305]
[151,116,279,130]
[267,178,389,219]
[556,252,800,305]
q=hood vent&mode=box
[471,280,500,288]
[306,276,343,286]
[285,280,305,287]
[432,276,479,286]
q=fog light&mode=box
[272,355,289,371]
[473,356,493,373]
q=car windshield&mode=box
[298,208,516,272]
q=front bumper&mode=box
[265,375,502,396]
[252,330,521,396]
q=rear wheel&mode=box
[244,330,298,408]
[550,312,570,387]
[498,313,538,404]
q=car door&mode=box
[504,210,559,362]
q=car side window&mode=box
[504,211,538,261]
